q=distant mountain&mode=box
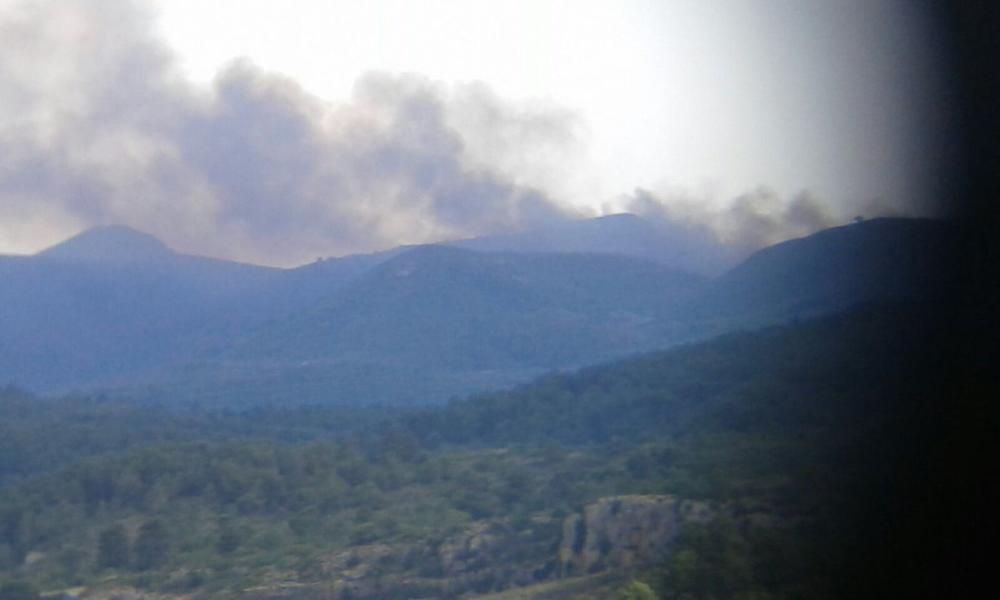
[0,230,278,390]
[686,217,957,331]
[0,217,952,406]
[0,228,413,393]
[230,245,704,363]
[274,247,403,312]
[449,213,739,276]
[38,225,175,263]
[146,246,707,406]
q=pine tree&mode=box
[133,519,169,571]
[97,524,129,570]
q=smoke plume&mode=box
[620,186,841,257]
[0,0,581,265]
[1,0,871,268]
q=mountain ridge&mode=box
[448,212,740,276]
[34,212,739,273]
[0,216,951,406]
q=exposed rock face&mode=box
[437,520,560,592]
[558,495,711,577]
[438,521,510,577]
[297,523,551,599]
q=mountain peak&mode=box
[38,225,174,263]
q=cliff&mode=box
[559,495,712,577]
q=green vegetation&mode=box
[0,437,687,593]
[0,304,962,598]
[0,390,402,487]
[400,304,921,447]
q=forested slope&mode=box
[0,302,969,598]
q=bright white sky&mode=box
[149,0,952,214]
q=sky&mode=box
[0,0,956,266]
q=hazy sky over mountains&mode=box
[0,0,955,266]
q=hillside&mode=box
[151,246,703,406]
[399,303,926,447]
[688,217,956,331]
[0,217,954,408]
[0,302,972,599]
[0,228,283,390]
[0,229,394,393]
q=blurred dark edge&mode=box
[855,2,999,597]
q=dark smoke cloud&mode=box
[1,0,862,268]
[621,186,840,257]
[0,0,579,265]
[718,187,837,250]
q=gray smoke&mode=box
[2,0,873,268]
[622,186,840,257]
[0,0,579,265]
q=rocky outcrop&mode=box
[69,498,710,599]
[294,522,553,599]
[438,521,510,577]
[558,495,711,577]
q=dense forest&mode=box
[1,301,984,599]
